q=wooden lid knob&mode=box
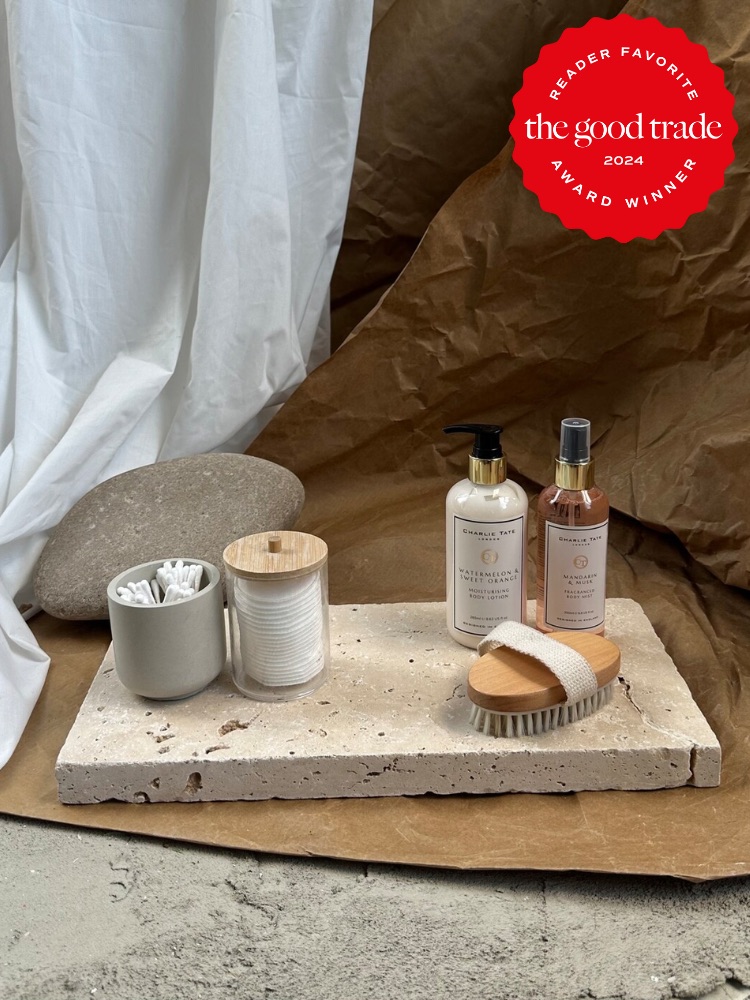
[268,536,282,553]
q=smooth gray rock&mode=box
[35,454,304,620]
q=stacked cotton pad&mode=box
[233,573,326,687]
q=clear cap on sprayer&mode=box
[555,417,595,489]
[559,417,591,465]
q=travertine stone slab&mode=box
[56,600,721,803]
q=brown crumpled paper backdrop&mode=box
[331,0,625,347]
[2,0,749,880]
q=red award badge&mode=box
[509,15,737,241]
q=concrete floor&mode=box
[2,816,750,1000]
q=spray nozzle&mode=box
[559,417,591,465]
[443,423,503,459]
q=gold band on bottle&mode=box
[554,458,595,490]
[469,455,507,485]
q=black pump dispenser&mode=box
[444,423,503,459]
[444,423,507,485]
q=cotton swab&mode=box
[116,562,202,607]
[156,560,202,597]
[118,579,158,604]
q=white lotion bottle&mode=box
[444,424,528,648]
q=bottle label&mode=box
[544,519,608,630]
[452,515,525,636]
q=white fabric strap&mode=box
[477,621,598,705]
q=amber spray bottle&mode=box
[536,418,609,634]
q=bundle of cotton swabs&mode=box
[116,560,203,606]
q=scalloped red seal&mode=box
[509,15,737,241]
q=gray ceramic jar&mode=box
[107,558,226,700]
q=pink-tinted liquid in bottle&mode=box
[536,484,609,634]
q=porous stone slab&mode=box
[56,599,721,803]
[35,454,304,620]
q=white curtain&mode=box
[0,0,372,768]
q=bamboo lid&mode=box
[468,632,621,713]
[222,531,328,581]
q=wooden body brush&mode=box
[468,622,620,737]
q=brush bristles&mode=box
[470,680,616,738]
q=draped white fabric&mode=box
[0,0,372,767]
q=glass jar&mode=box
[223,530,329,701]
